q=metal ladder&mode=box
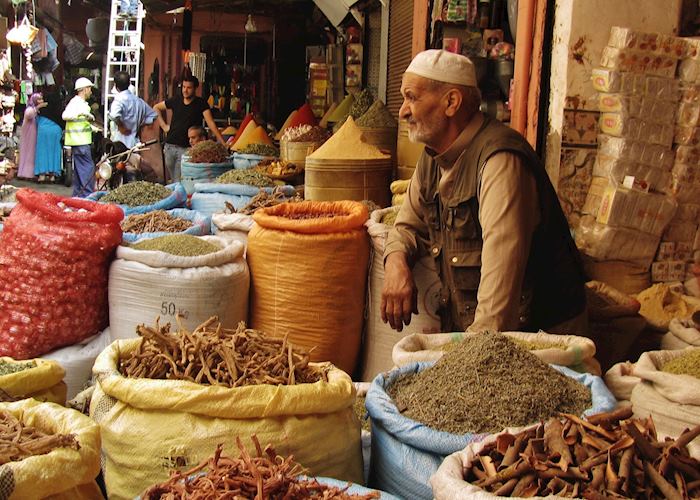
[103,0,145,134]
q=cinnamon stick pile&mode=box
[120,318,328,387]
[121,210,193,234]
[142,435,379,499]
[0,410,79,465]
[465,407,700,499]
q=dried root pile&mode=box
[120,318,327,387]
[188,141,230,164]
[121,210,193,234]
[143,435,379,499]
[226,191,302,216]
[0,410,79,465]
[465,407,700,499]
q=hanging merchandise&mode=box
[182,0,193,51]
[6,16,38,46]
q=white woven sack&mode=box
[360,208,441,381]
[393,331,600,375]
[630,348,700,459]
[429,426,565,500]
[41,328,112,400]
[604,361,639,403]
[661,318,700,350]
[108,236,249,341]
[211,212,253,249]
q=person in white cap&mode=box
[62,77,96,197]
[381,49,586,336]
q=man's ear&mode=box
[443,88,463,117]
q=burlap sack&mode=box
[661,318,700,350]
[604,361,639,403]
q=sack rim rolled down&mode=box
[0,357,65,396]
[365,361,616,457]
[121,208,211,243]
[93,338,356,418]
[115,235,243,268]
[14,188,123,225]
[632,347,700,405]
[253,200,368,234]
[0,399,101,497]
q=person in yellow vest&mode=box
[62,77,96,197]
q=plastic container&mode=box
[305,157,392,207]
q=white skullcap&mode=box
[405,49,477,87]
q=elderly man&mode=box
[109,71,157,148]
[381,49,587,335]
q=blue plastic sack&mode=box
[190,183,296,218]
[121,208,211,243]
[365,361,617,500]
[87,183,187,216]
[180,155,235,195]
[232,153,265,169]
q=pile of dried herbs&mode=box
[390,332,591,434]
[354,396,370,432]
[356,100,398,128]
[215,169,274,187]
[188,140,230,163]
[132,234,220,257]
[101,181,171,207]
[661,349,700,378]
[0,360,36,376]
[0,410,79,465]
[238,144,279,157]
[292,126,331,143]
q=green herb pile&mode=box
[238,144,279,157]
[132,234,220,257]
[0,360,36,376]
[215,169,274,187]
[661,349,700,379]
[188,140,230,163]
[101,181,171,207]
[357,100,398,128]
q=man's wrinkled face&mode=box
[398,73,447,147]
[188,129,205,147]
[182,81,196,99]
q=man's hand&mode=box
[117,124,132,135]
[161,123,170,134]
[381,252,418,332]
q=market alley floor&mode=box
[7,178,72,197]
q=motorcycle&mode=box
[94,139,157,191]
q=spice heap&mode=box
[463,407,700,499]
[230,191,303,215]
[238,143,279,157]
[357,100,398,128]
[661,349,700,378]
[441,337,569,352]
[121,210,193,234]
[308,117,390,161]
[389,332,591,434]
[187,140,230,164]
[334,89,375,132]
[120,318,327,387]
[354,396,370,432]
[0,359,35,376]
[281,124,313,142]
[132,234,220,257]
[215,169,274,187]
[0,410,79,465]
[380,210,398,226]
[637,283,700,328]
[101,181,171,207]
[256,160,303,179]
[293,126,331,143]
[142,436,379,499]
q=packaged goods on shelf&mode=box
[593,154,671,192]
[680,84,700,104]
[576,216,661,267]
[664,220,698,243]
[607,27,685,57]
[600,47,678,77]
[679,57,700,84]
[669,160,700,201]
[674,125,700,146]
[675,203,700,221]
[599,114,674,147]
[598,135,675,170]
[598,94,676,124]
[677,101,700,127]
[644,75,680,100]
[592,68,645,93]
[597,185,676,236]
[675,144,700,163]
[657,241,676,261]
[582,177,610,216]
[651,260,688,282]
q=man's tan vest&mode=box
[416,117,586,331]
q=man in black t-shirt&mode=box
[154,75,225,181]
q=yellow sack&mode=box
[0,357,66,405]
[0,399,102,499]
[90,339,363,500]
[389,179,410,195]
[248,201,369,374]
[392,193,406,206]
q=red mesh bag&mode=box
[0,189,123,359]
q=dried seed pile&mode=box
[188,140,230,163]
[120,318,327,387]
[215,169,274,187]
[354,396,370,432]
[238,144,279,157]
[0,360,35,376]
[390,332,591,434]
[121,210,193,234]
[101,181,171,207]
[293,126,331,143]
[132,234,220,257]
[356,100,398,128]
[0,410,79,465]
[464,407,700,499]
[661,349,700,378]
[142,435,379,499]
[440,337,568,353]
